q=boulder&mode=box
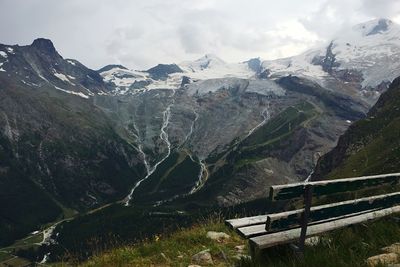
[206,231,230,242]
[235,245,245,254]
[192,249,213,265]
[382,243,400,254]
[367,253,399,267]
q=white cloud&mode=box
[0,0,398,69]
[360,0,400,18]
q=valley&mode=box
[1,18,400,265]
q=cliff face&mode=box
[0,77,146,246]
[312,76,400,180]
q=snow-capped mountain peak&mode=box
[98,54,258,94]
[334,18,399,45]
[262,18,400,92]
[353,18,393,36]
[180,53,226,72]
[97,18,400,98]
[176,54,256,82]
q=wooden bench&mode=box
[226,173,400,252]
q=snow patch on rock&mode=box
[53,71,76,85]
[0,51,8,58]
[66,59,76,66]
[54,86,89,99]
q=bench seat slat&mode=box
[225,214,268,229]
[250,205,400,249]
[237,224,267,238]
[238,208,379,238]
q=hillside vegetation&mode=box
[76,77,400,267]
[314,76,400,179]
[75,215,400,267]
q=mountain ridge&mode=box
[312,75,400,180]
[1,18,399,260]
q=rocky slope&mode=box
[0,41,146,245]
[91,19,400,206]
[1,18,400,249]
[0,38,110,97]
[312,75,400,180]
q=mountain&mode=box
[312,75,400,180]
[0,39,146,246]
[86,19,400,209]
[0,38,111,98]
[147,63,183,80]
[1,18,400,255]
[97,53,258,93]
[263,18,400,104]
[96,19,400,100]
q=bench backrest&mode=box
[267,191,400,232]
[268,172,400,251]
[225,173,400,251]
[269,173,400,201]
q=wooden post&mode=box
[298,183,313,254]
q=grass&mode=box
[0,256,31,267]
[76,215,247,267]
[316,77,400,180]
[52,214,400,267]
[0,251,13,262]
[235,101,319,168]
[0,227,44,266]
[131,151,202,203]
[0,212,76,266]
[242,102,316,149]
[240,218,400,267]
[324,117,400,179]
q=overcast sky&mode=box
[1,0,399,70]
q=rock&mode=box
[160,252,169,261]
[188,265,202,267]
[206,231,230,242]
[235,245,245,254]
[192,249,213,265]
[234,254,252,260]
[305,236,320,246]
[382,243,400,254]
[218,249,228,262]
[366,253,399,267]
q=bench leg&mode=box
[289,243,305,260]
[249,240,259,258]
[249,240,268,265]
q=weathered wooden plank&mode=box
[236,192,400,238]
[238,209,379,238]
[237,223,267,238]
[299,184,313,252]
[267,192,400,232]
[250,205,400,249]
[269,173,400,201]
[225,214,268,229]
[230,192,400,237]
